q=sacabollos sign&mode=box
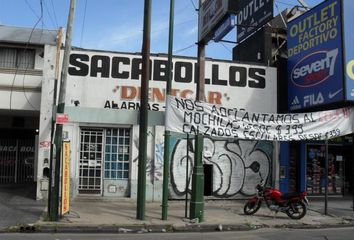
[66,50,277,113]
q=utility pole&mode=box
[48,0,76,221]
[137,0,152,220]
[161,0,175,220]
[190,0,205,223]
[47,27,63,218]
[325,140,329,215]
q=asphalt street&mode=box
[1,227,354,240]
[0,184,45,229]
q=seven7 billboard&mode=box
[287,0,344,111]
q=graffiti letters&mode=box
[170,138,272,198]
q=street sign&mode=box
[198,0,237,43]
[56,113,69,124]
[214,14,236,42]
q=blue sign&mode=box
[343,0,354,100]
[287,0,344,111]
[214,14,235,42]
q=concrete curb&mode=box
[2,222,354,234]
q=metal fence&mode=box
[0,138,35,184]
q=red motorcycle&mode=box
[244,175,309,219]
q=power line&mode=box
[275,2,287,27]
[110,18,195,43]
[24,0,59,39]
[275,0,298,7]
[23,0,44,111]
[189,0,198,11]
[24,0,40,19]
[10,0,44,110]
[43,0,58,28]
[80,0,88,47]
[49,0,59,27]
[220,42,232,53]
[173,43,196,54]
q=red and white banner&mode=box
[166,95,354,141]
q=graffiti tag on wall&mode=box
[170,138,272,198]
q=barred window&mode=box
[0,47,35,69]
[104,128,130,180]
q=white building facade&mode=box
[0,26,57,189]
[0,25,279,201]
[36,48,278,201]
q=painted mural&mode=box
[170,137,273,198]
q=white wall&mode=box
[35,49,280,200]
[0,47,45,111]
[36,44,57,200]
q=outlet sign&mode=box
[236,0,274,42]
[288,0,344,111]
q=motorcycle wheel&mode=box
[244,200,261,215]
[286,201,307,219]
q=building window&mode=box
[104,128,130,180]
[0,47,35,69]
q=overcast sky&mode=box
[0,0,324,60]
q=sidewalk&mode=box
[0,184,45,231]
[7,197,354,233]
[308,196,354,220]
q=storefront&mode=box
[302,137,353,196]
[77,128,131,196]
[0,26,57,187]
[285,0,354,197]
[281,136,353,196]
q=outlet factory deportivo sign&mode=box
[287,0,344,110]
[67,50,277,113]
[166,95,354,141]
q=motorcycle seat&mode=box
[282,192,303,199]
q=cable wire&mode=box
[9,0,44,110]
[23,0,44,111]
[49,0,59,27]
[43,0,58,29]
[80,0,88,47]
[275,0,298,7]
[220,42,232,53]
[173,43,196,54]
[190,0,198,11]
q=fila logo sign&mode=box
[304,93,324,107]
[291,49,338,87]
